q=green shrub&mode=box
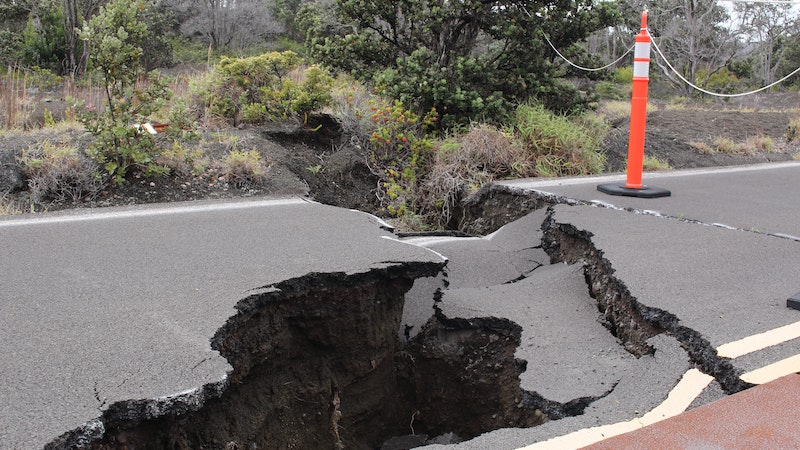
[77,0,172,184]
[20,141,103,202]
[695,68,739,94]
[27,67,63,92]
[157,141,206,176]
[614,67,633,84]
[171,36,217,65]
[511,104,607,177]
[594,80,628,100]
[195,51,333,125]
[366,100,438,219]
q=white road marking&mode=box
[740,354,800,385]
[518,320,800,449]
[0,197,310,228]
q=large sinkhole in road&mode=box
[51,188,746,449]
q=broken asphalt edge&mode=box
[43,261,445,449]
[460,181,771,393]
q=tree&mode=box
[304,0,619,128]
[736,3,800,85]
[779,34,800,87]
[62,0,105,75]
[0,0,58,68]
[78,0,171,184]
[624,0,739,96]
[141,0,180,70]
[174,0,281,51]
[18,0,68,71]
[270,0,304,42]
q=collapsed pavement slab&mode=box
[543,203,800,395]
[420,335,688,450]
[408,210,691,449]
[401,210,549,339]
[438,263,636,405]
[544,204,800,349]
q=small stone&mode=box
[149,182,156,187]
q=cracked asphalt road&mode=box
[0,198,444,448]
[3,161,800,448]
[419,161,800,448]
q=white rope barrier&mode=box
[543,33,635,72]
[545,28,800,97]
[649,35,800,98]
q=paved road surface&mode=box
[3,161,800,448]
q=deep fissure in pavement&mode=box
[46,262,558,449]
[45,189,751,449]
[540,207,750,394]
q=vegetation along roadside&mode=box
[2,0,800,230]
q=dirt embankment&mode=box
[3,96,799,221]
[604,106,800,172]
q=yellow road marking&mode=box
[517,369,713,450]
[740,354,800,385]
[518,322,800,448]
[716,321,800,359]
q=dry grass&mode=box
[222,149,268,188]
[689,141,714,154]
[691,135,774,156]
[744,135,774,153]
[642,155,672,171]
[596,100,630,123]
[0,195,23,216]
[19,141,103,203]
[419,124,525,228]
[713,137,739,154]
[786,117,800,142]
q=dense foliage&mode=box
[303,0,619,128]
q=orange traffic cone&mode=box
[598,11,671,199]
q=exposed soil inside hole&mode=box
[49,263,555,449]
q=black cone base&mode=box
[787,292,800,311]
[597,184,671,198]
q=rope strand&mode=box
[649,35,800,98]
[543,33,635,72]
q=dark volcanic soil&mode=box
[604,106,799,172]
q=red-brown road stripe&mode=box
[582,373,800,449]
